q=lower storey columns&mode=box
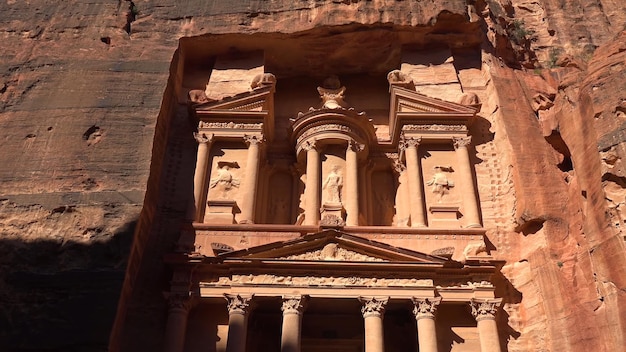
[359,297,388,352]
[470,299,503,352]
[412,297,441,352]
[225,294,253,352]
[281,295,307,352]
[163,294,192,352]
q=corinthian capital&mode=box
[193,132,212,144]
[359,297,388,318]
[166,293,192,312]
[281,295,308,315]
[399,135,421,152]
[470,298,502,321]
[224,294,253,315]
[453,136,472,149]
[302,139,318,152]
[243,134,264,146]
[412,297,442,320]
[347,139,365,153]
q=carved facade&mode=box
[160,42,505,352]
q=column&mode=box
[412,297,441,352]
[281,295,307,352]
[345,140,363,226]
[193,132,213,222]
[303,140,321,226]
[470,299,502,352]
[239,135,263,224]
[163,294,191,352]
[453,136,481,228]
[402,136,426,227]
[359,297,388,352]
[225,294,253,352]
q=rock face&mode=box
[0,1,625,351]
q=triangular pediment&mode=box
[193,85,273,113]
[390,86,477,115]
[219,230,448,264]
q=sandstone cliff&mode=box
[0,1,625,351]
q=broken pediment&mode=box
[389,86,477,143]
[218,230,448,264]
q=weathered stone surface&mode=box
[0,0,625,351]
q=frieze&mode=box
[296,123,360,145]
[203,275,434,288]
[279,244,384,262]
[198,122,263,129]
[401,124,468,132]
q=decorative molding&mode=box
[205,275,434,288]
[280,243,385,262]
[224,294,253,315]
[470,299,502,321]
[402,124,468,132]
[412,297,442,320]
[453,136,472,149]
[199,122,263,129]
[320,214,346,228]
[359,297,388,318]
[297,124,358,145]
[281,295,307,315]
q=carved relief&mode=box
[205,275,433,288]
[453,136,472,149]
[250,72,276,89]
[193,132,212,144]
[188,89,210,104]
[323,165,343,204]
[209,161,240,199]
[463,239,489,258]
[199,122,262,129]
[401,124,468,132]
[387,69,415,90]
[426,166,455,202]
[280,243,385,262]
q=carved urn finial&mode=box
[317,75,347,109]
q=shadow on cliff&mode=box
[0,219,137,352]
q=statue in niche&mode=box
[269,196,290,224]
[209,161,240,199]
[317,76,347,109]
[374,189,395,225]
[323,165,343,204]
[426,166,455,202]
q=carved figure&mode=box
[209,162,240,198]
[188,89,210,104]
[463,240,488,259]
[426,166,454,202]
[250,72,276,89]
[387,69,415,90]
[323,165,343,204]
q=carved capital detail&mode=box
[470,299,502,321]
[243,134,264,146]
[399,135,421,152]
[359,297,388,318]
[167,293,192,312]
[193,132,212,144]
[412,297,442,320]
[282,295,308,315]
[347,139,365,153]
[302,139,318,152]
[453,136,472,149]
[224,294,253,315]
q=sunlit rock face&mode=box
[0,1,625,351]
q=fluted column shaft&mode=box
[163,295,191,352]
[193,133,212,222]
[281,295,307,352]
[412,298,441,352]
[360,297,388,352]
[304,141,321,226]
[453,136,481,227]
[470,299,502,352]
[225,294,253,352]
[403,137,426,227]
[345,140,362,226]
[239,135,263,224]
